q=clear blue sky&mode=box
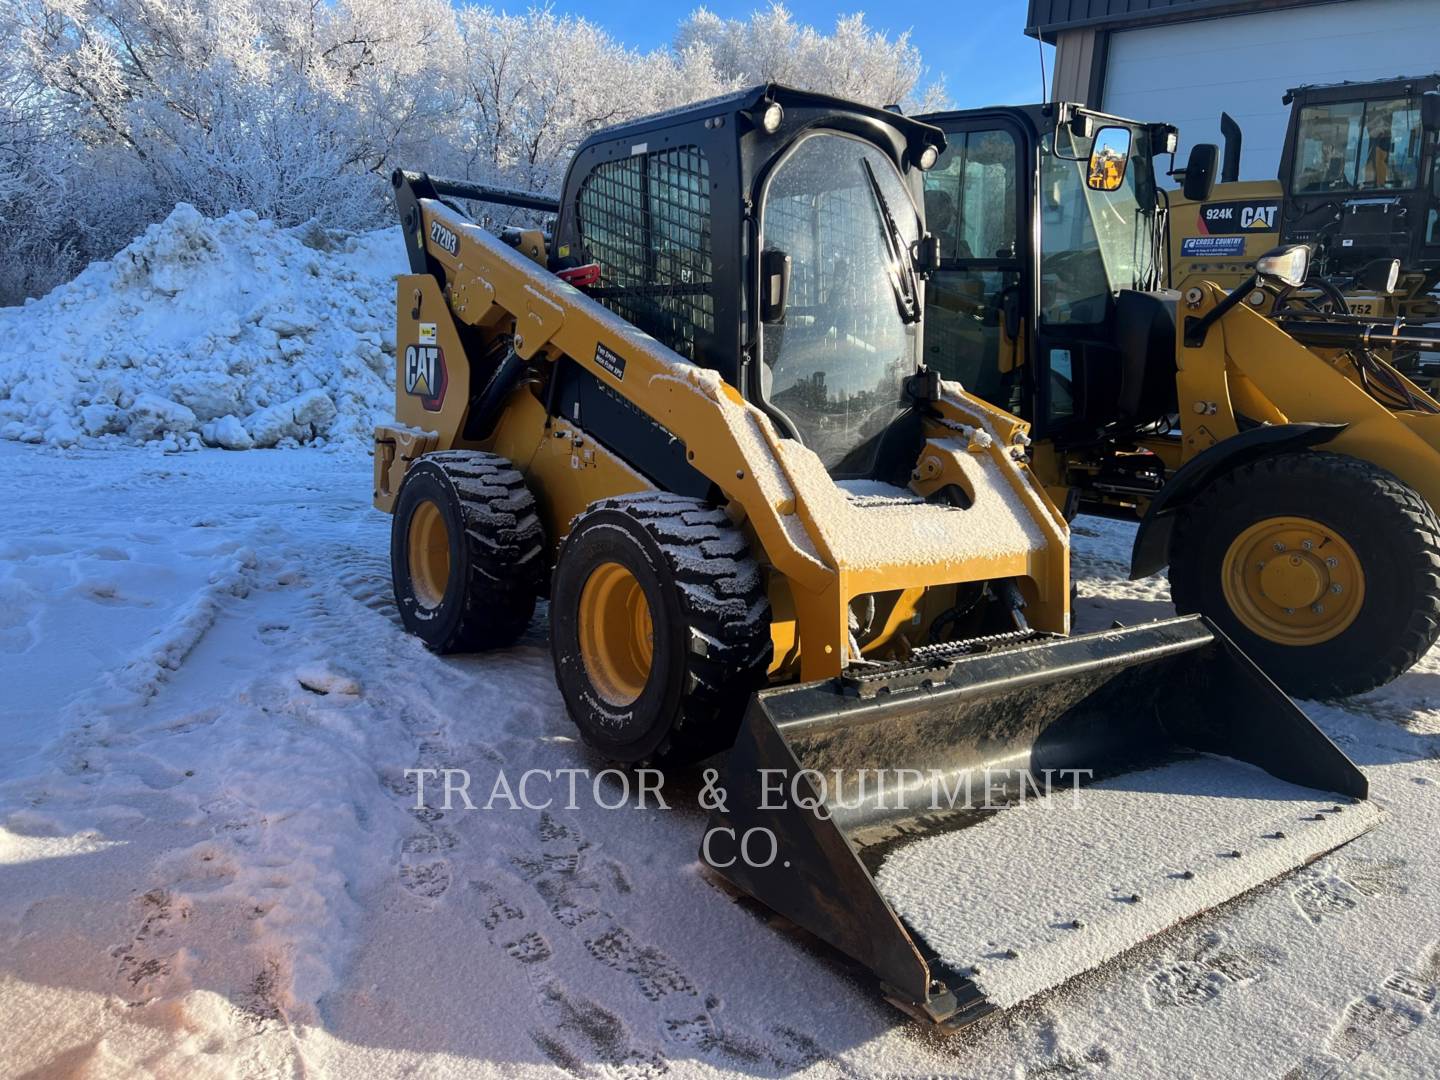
[512,1,1052,110]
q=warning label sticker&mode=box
[594,342,626,382]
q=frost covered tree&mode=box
[1,1,946,304]
[675,4,947,112]
[449,8,730,201]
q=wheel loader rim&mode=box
[577,561,654,707]
[1221,515,1365,646]
[407,498,452,610]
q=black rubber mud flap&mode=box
[1130,423,1346,579]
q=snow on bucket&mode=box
[702,615,1378,1027]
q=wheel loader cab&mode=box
[1277,76,1440,280]
[547,86,940,484]
[918,104,1178,445]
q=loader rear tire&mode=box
[1169,451,1440,698]
[391,452,544,653]
[550,493,771,766]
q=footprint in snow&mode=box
[1019,1013,1113,1077]
[529,978,668,1080]
[1291,856,1408,924]
[1283,939,1440,1079]
[1144,930,1282,1010]
[112,888,189,1000]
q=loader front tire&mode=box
[1169,452,1440,698]
[550,493,771,766]
[391,452,544,653]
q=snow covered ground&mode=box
[2,441,1440,1079]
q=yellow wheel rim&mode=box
[577,562,654,706]
[1221,516,1365,646]
[407,499,451,610]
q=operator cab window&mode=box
[922,129,1021,410]
[1292,98,1422,194]
[759,134,920,474]
[576,145,715,361]
[1429,139,1440,245]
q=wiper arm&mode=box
[861,158,921,325]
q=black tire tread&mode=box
[420,450,545,653]
[580,491,771,763]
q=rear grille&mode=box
[576,145,714,361]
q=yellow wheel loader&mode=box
[919,101,1440,699]
[1168,75,1440,328]
[1167,75,1440,393]
[374,86,1379,1028]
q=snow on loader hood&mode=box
[0,203,404,451]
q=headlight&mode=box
[918,144,939,171]
[1254,245,1310,289]
[1359,257,1401,294]
[760,102,784,134]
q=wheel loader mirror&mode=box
[1182,143,1218,202]
[1422,92,1440,131]
[1254,244,1311,289]
[760,248,792,324]
[1086,127,1132,193]
[1359,257,1401,294]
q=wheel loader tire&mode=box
[1169,451,1440,698]
[391,451,544,653]
[550,492,772,766]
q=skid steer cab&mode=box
[919,100,1440,699]
[375,85,1377,1028]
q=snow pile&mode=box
[0,204,403,450]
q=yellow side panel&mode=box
[1167,179,1284,293]
[394,274,473,443]
[492,389,655,555]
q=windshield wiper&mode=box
[861,158,922,325]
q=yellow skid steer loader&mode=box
[375,86,1379,1028]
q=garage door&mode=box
[1101,0,1440,180]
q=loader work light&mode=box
[1359,257,1402,294]
[760,101,784,134]
[1255,245,1311,288]
[918,144,939,171]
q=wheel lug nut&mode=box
[1302,540,1313,550]
[1326,557,1338,567]
[1273,542,1286,552]
[1331,584,1342,594]
[1284,608,1295,615]
[1312,603,1324,614]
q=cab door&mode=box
[922,118,1028,414]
